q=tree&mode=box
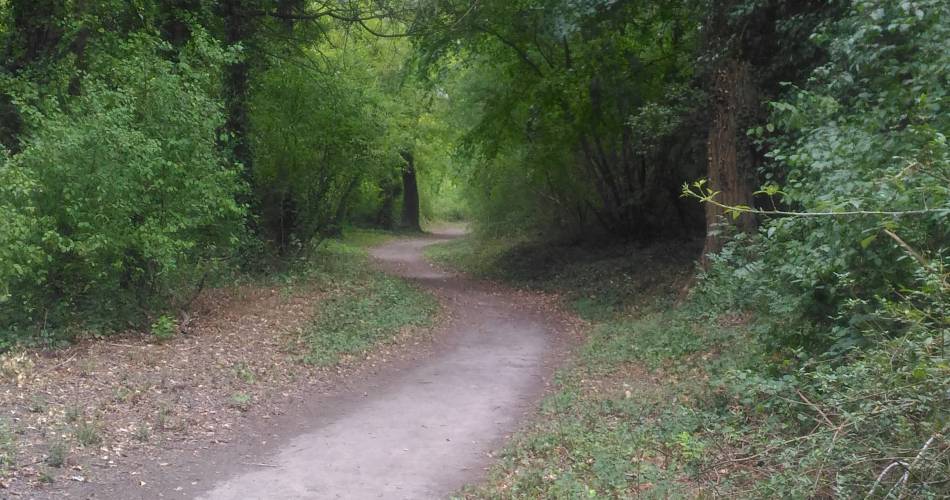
[400,150,422,231]
[698,0,840,260]
[0,0,68,151]
[415,0,705,238]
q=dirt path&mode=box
[189,231,564,499]
[37,230,567,499]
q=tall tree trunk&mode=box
[160,0,203,48]
[702,59,757,264]
[376,176,401,230]
[328,174,361,235]
[399,150,421,232]
[219,0,255,184]
[66,23,90,97]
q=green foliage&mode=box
[302,239,437,366]
[0,418,14,471]
[45,440,67,468]
[232,362,256,384]
[73,420,101,447]
[63,406,81,424]
[28,395,47,414]
[338,228,396,249]
[416,0,706,237]
[229,392,252,411]
[701,0,949,353]
[150,315,177,343]
[664,5,950,495]
[0,30,243,338]
[0,4,447,345]
[133,423,150,443]
[249,58,390,246]
[448,234,948,498]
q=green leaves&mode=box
[0,29,244,334]
[414,0,704,235]
[702,0,949,355]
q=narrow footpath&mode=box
[194,231,564,499]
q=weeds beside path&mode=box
[428,236,703,498]
[430,236,949,499]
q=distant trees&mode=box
[400,150,422,231]
[415,0,707,238]
[413,0,842,248]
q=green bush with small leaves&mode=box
[150,315,177,343]
[0,30,243,342]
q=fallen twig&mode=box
[241,462,281,468]
[796,389,835,428]
[866,430,944,499]
[40,352,78,373]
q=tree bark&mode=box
[328,174,361,234]
[219,0,256,184]
[399,150,421,232]
[376,176,401,229]
[702,59,758,264]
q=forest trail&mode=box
[193,229,563,499]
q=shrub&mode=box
[150,315,177,343]
[0,31,244,340]
[714,0,950,353]
[229,392,252,411]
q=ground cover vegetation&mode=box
[424,0,949,496]
[1,0,947,497]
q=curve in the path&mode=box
[197,232,556,500]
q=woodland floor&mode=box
[0,228,582,499]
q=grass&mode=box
[45,440,67,467]
[73,420,101,447]
[303,273,437,365]
[133,423,150,443]
[229,392,252,411]
[229,226,438,367]
[28,395,47,414]
[232,362,256,384]
[299,231,438,366]
[432,235,950,498]
[0,418,15,471]
[338,227,403,248]
[64,405,82,423]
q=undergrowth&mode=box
[432,236,949,499]
[299,230,438,366]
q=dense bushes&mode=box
[249,61,390,249]
[691,0,950,494]
[700,0,948,352]
[0,32,243,339]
